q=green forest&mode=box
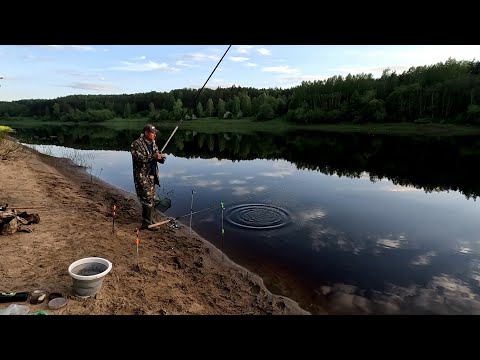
[1,58,479,125]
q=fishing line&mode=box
[189,190,195,234]
[173,176,316,221]
[112,204,116,233]
[160,45,232,153]
[220,201,225,260]
[156,179,176,198]
[135,228,140,270]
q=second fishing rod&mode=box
[171,175,315,222]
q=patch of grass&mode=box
[0,136,26,160]
[4,117,480,137]
[300,122,480,136]
[102,117,149,129]
[158,117,292,134]
[98,116,293,134]
[0,125,15,134]
[99,116,480,136]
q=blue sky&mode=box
[1,45,479,101]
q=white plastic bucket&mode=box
[68,257,112,298]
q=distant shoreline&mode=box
[4,117,480,137]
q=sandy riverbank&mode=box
[0,139,309,315]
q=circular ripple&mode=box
[226,204,290,230]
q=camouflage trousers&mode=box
[134,174,155,207]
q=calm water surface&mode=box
[17,125,480,314]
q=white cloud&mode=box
[235,45,254,54]
[176,60,194,67]
[229,56,249,62]
[186,52,220,62]
[64,71,85,77]
[377,238,401,249]
[458,246,473,254]
[208,159,228,166]
[377,45,480,65]
[70,45,95,52]
[280,74,328,83]
[179,174,203,182]
[130,56,146,60]
[253,186,267,192]
[384,185,421,192]
[246,63,258,67]
[207,47,223,54]
[333,65,411,78]
[35,45,95,52]
[257,48,271,55]
[111,60,179,72]
[231,186,251,196]
[296,209,327,223]
[23,54,53,62]
[204,78,236,89]
[333,45,480,79]
[188,179,221,188]
[274,74,331,89]
[229,180,247,185]
[262,65,299,74]
[377,234,407,249]
[259,170,294,178]
[311,227,352,253]
[61,69,106,83]
[411,251,437,266]
[66,82,117,91]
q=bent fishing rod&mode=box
[159,45,232,153]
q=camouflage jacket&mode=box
[130,133,164,186]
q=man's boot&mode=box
[141,205,152,229]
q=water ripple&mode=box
[226,203,290,230]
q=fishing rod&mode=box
[159,45,232,153]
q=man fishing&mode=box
[130,124,167,229]
[129,46,230,230]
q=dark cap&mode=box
[143,124,158,133]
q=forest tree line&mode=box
[1,58,479,125]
